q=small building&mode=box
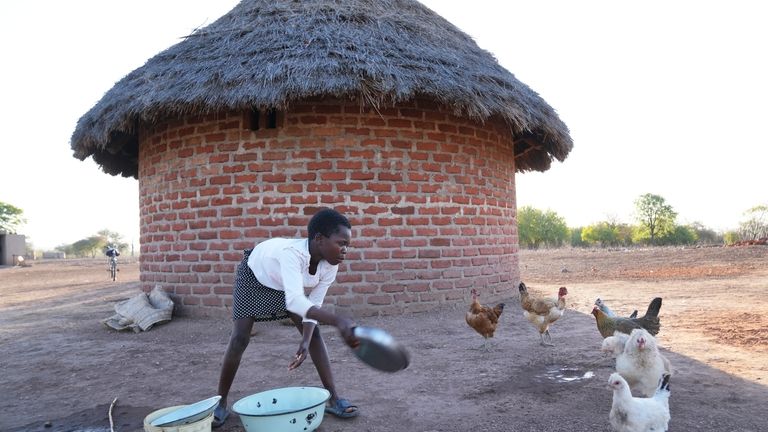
[70,0,572,315]
[42,251,67,260]
[0,234,26,266]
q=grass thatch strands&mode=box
[71,0,572,178]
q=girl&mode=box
[213,208,360,427]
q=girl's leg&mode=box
[217,317,255,406]
[288,313,356,415]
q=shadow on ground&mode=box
[1,270,766,431]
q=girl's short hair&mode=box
[308,208,351,239]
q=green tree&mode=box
[72,236,108,258]
[615,224,635,246]
[738,204,768,240]
[659,225,698,245]
[581,222,617,247]
[581,219,634,247]
[97,229,128,252]
[0,201,26,234]
[724,231,741,245]
[25,239,35,258]
[55,243,75,256]
[634,194,677,245]
[570,227,587,247]
[689,222,721,244]
[517,206,569,248]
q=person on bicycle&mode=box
[105,246,120,258]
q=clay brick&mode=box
[367,295,393,305]
[139,103,519,316]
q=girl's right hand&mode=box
[336,317,359,348]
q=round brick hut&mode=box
[71,0,572,316]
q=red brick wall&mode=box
[138,98,520,316]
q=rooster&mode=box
[616,328,672,397]
[595,298,638,318]
[608,372,671,432]
[592,297,662,338]
[465,288,505,350]
[518,282,568,346]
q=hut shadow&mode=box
[1,282,767,431]
[352,303,768,431]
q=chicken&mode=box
[592,297,662,338]
[608,372,671,432]
[595,298,638,318]
[615,328,672,397]
[465,288,505,350]
[601,331,630,358]
[518,282,568,346]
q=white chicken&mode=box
[601,331,630,358]
[608,372,671,432]
[615,328,672,397]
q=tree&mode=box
[0,201,26,234]
[97,229,128,252]
[738,204,768,240]
[72,236,108,258]
[517,206,569,248]
[689,222,721,244]
[25,239,35,258]
[724,231,741,245]
[570,227,587,247]
[580,219,634,247]
[581,222,618,247]
[634,194,677,245]
[55,243,75,256]
[659,225,698,245]
[55,230,129,258]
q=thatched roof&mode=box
[71,0,572,178]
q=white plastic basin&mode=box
[233,386,330,432]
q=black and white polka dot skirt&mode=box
[232,249,290,322]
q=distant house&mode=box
[0,234,26,266]
[70,0,572,315]
[42,251,67,259]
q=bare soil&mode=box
[1,246,766,432]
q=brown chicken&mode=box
[518,282,568,346]
[591,297,662,338]
[465,288,505,350]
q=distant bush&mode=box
[518,206,569,249]
[581,222,634,247]
[658,225,698,245]
[570,227,587,247]
[689,222,722,244]
[739,205,768,240]
[724,231,741,245]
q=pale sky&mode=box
[1,1,765,250]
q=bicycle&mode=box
[108,255,118,281]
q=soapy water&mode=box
[536,365,595,383]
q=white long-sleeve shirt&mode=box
[247,238,338,324]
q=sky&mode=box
[1,0,766,250]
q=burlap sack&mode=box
[102,286,174,332]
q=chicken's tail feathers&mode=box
[629,310,638,319]
[518,282,527,293]
[637,297,663,335]
[644,297,663,318]
[640,318,661,336]
[659,373,671,393]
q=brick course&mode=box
[138,99,519,315]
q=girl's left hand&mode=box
[288,344,309,370]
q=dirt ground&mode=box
[1,246,766,432]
